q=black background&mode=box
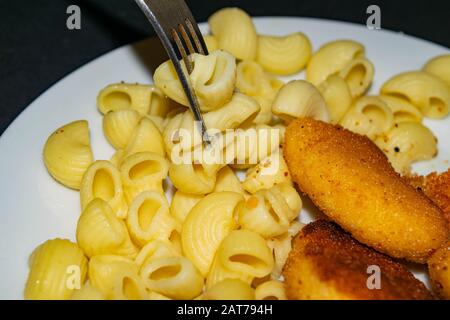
[1,0,449,135]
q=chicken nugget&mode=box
[284,118,449,263]
[428,241,450,299]
[405,169,450,223]
[283,220,433,300]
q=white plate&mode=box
[0,17,449,299]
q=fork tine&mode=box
[185,18,208,55]
[178,24,196,56]
[171,28,194,73]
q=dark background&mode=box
[1,0,449,136]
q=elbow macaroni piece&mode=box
[307,40,365,85]
[169,162,219,195]
[126,191,180,247]
[163,110,231,157]
[269,183,302,217]
[339,57,374,97]
[236,183,300,238]
[103,109,141,149]
[264,75,284,96]
[203,279,255,300]
[146,87,179,118]
[140,256,203,299]
[147,291,172,300]
[154,50,236,112]
[380,71,450,119]
[208,7,258,60]
[25,239,88,300]
[80,160,128,219]
[242,151,292,194]
[43,120,94,190]
[147,115,166,133]
[257,32,312,75]
[236,60,283,96]
[267,221,304,278]
[252,79,283,124]
[252,95,274,125]
[163,112,197,155]
[203,34,219,52]
[134,239,180,269]
[168,228,183,255]
[76,199,137,258]
[235,60,283,125]
[169,190,203,224]
[272,80,330,123]
[123,117,165,159]
[119,152,169,203]
[88,255,147,300]
[152,61,189,108]
[232,125,281,168]
[110,149,125,168]
[213,165,246,196]
[423,54,450,87]
[164,110,235,162]
[378,95,422,123]
[182,192,244,276]
[97,83,159,116]
[70,282,105,300]
[318,75,353,124]
[250,98,280,127]
[149,101,186,133]
[236,60,268,96]
[339,96,394,139]
[254,280,286,300]
[375,121,437,174]
[206,254,253,290]
[218,230,274,278]
[204,93,261,130]
[189,51,236,111]
[165,103,187,119]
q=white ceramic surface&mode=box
[0,18,448,299]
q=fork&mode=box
[134,0,210,143]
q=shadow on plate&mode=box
[131,37,169,76]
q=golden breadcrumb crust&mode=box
[405,169,450,223]
[283,220,434,300]
[428,241,450,300]
[284,118,449,263]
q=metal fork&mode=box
[134,0,210,143]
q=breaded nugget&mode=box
[405,169,450,223]
[283,220,433,300]
[284,118,449,263]
[428,241,450,299]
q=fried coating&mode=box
[428,241,450,299]
[405,169,450,223]
[283,220,434,300]
[284,118,449,263]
